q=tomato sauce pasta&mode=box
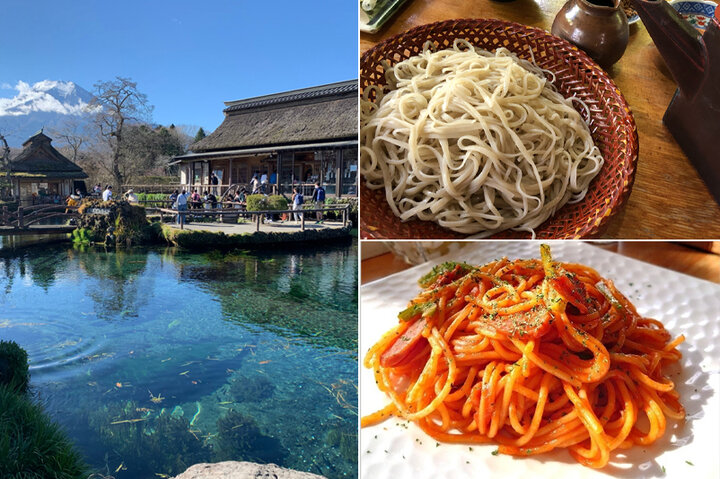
[362,245,684,468]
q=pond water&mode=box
[0,239,358,478]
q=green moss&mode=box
[161,224,353,249]
[71,227,98,244]
[0,385,88,479]
[0,340,29,394]
[74,199,163,246]
[229,375,275,403]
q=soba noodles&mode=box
[360,40,604,237]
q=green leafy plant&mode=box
[0,340,29,394]
[0,385,88,478]
[135,192,169,203]
[267,195,288,211]
[87,401,210,477]
[246,195,288,211]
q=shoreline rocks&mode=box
[172,461,328,479]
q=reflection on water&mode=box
[0,240,358,478]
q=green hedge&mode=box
[302,197,358,223]
[246,195,289,211]
[0,340,29,394]
[136,192,169,202]
[162,223,353,249]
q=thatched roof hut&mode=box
[172,80,358,198]
[190,80,357,152]
[1,131,88,204]
[5,132,88,179]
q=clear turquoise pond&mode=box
[0,239,358,478]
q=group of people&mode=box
[249,170,279,195]
[169,188,249,226]
[290,182,326,223]
[76,178,328,226]
[169,188,237,210]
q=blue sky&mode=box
[0,1,358,134]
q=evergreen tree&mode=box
[194,127,206,142]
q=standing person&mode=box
[208,191,218,209]
[311,182,326,223]
[102,185,113,201]
[291,187,304,223]
[250,174,260,194]
[210,172,219,195]
[124,189,138,203]
[190,189,201,209]
[176,189,188,226]
[260,171,269,193]
[269,169,277,194]
[169,189,179,209]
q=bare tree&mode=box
[50,117,87,163]
[0,131,11,198]
[89,77,153,188]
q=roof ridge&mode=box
[223,80,357,113]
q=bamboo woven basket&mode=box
[360,18,639,240]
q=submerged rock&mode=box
[229,375,274,403]
[172,461,327,478]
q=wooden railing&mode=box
[0,204,80,229]
[154,204,351,232]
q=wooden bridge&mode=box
[0,204,79,235]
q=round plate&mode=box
[360,18,639,239]
[669,0,717,31]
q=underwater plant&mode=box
[0,339,29,393]
[0,385,88,478]
[324,421,358,465]
[214,410,288,464]
[229,375,275,403]
[88,401,210,477]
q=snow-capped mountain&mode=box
[0,80,97,147]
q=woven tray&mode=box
[360,18,639,240]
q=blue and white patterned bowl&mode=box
[669,0,717,31]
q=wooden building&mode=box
[171,80,358,198]
[0,132,88,206]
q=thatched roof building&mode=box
[172,80,358,198]
[6,132,88,179]
[1,131,88,205]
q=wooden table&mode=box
[361,0,720,239]
[361,241,720,284]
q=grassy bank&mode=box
[0,340,88,479]
[161,224,354,249]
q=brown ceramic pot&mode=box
[551,0,629,67]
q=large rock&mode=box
[172,461,327,479]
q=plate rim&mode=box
[359,18,640,240]
[360,241,720,478]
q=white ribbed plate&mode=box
[360,241,720,479]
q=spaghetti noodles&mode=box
[362,245,684,468]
